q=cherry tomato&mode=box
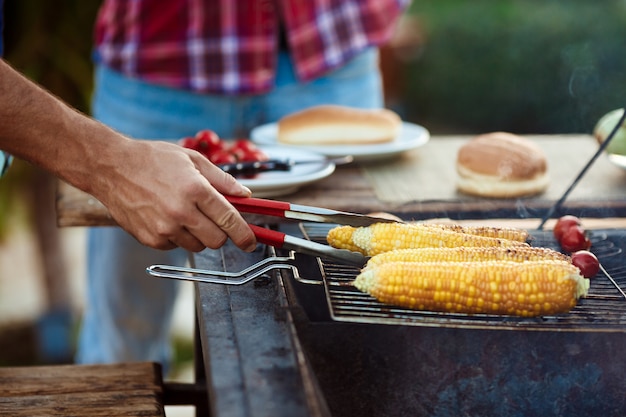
[571,250,600,278]
[209,149,237,165]
[182,133,267,167]
[229,146,248,162]
[238,148,270,162]
[560,225,591,253]
[229,140,258,161]
[230,139,259,153]
[228,139,268,162]
[553,215,582,242]
[195,129,222,154]
[180,137,197,150]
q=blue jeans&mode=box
[76,49,383,367]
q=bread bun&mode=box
[456,132,549,198]
[366,212,403,222]
[277,105,401,145]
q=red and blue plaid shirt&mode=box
[94,0,411,95]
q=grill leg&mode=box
[162,291,209,416]
[193,311,210,417]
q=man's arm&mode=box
[0,59,256,252]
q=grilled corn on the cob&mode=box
[423,223,529,243]
[354,260,589,317]
[365,246,568,269]
[327,223,528,256]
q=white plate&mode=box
[250,121,430,162]
[236,146,335,197]
[607,153,626,169]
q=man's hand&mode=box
[95,140,257,252]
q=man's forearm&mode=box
[0,59,257,252]
[0,58,127,192]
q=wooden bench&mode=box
[0,362,166,416]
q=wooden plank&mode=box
[0,362,163,396]
[0,393,164,417]
[55,181,114,227]
[0,362,165,417]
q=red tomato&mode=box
[230,139,259,153]
[571,250,600,278]
[229,146,248,162]
[180,137,197,150]
[229,139,268,162]
[560,225,591,253]
[238,149,270,163]
[209,150,237,165]
[195,129,222,154]
[553,215,582,242]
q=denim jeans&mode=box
[76,48,383,367]
[0,151,11,177]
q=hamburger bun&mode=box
[456,132,549,198]
[277,105,401,145]
[366,212,403,222]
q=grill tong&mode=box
[147,196,397,284]
[224,196,398,266]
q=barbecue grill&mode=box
[154,221,626,332]
[155,220,626,417]
[297,223,626,332]
[280,222,626,417]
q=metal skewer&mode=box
[536,108,626,230]
[599,262,626,300]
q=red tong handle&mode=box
[226,197,291,248]
[248,224,286,248]
[225,196,291,217]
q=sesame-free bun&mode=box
[277,105,401,145]
[366,212,403,222]
[456,132,549,198]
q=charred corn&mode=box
[354,260,589,317]
[423,223,530,243]
[327,223,528,257]
[365,246,569,269]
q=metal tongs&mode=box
[147,196,398,285]
[224,196,398,266]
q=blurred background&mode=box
[387,0,626,134]
[0,0,624,379]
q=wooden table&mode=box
[0,362,166,416]
[57,134,626,229]
[55,134,626,416]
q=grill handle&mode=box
[146,256,297,285]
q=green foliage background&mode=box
[4,1,99,112]
[404,0,626,134]
[0,1,100,239]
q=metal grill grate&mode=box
[299,223,626,332]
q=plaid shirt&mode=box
[94,0,411,95]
